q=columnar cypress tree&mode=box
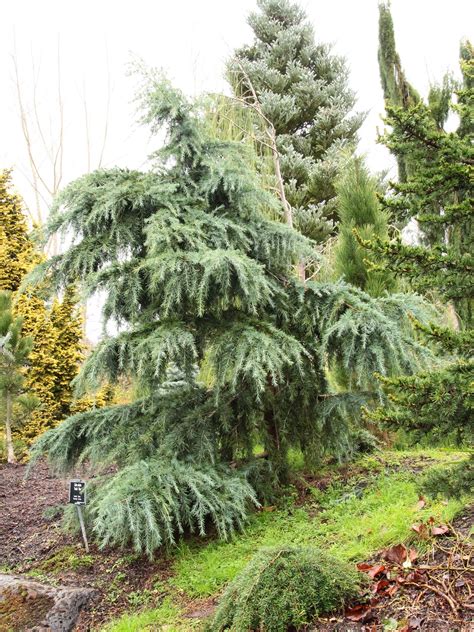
[333,157,396,298]
[228,0,364,243]
[378,3,419,110]
[378,2,419,183]
[32,74,431,555]
[458,40,474,139]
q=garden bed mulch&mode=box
[0,461,175,630]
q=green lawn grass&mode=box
[101,597,186,632]
[103,449,470,630]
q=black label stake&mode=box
[69,479,89,553]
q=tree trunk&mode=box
[5,391,17,464]
[263,406,289,485]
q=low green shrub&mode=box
[208,546,363,632]
[421,454,474,499]
[347,427,381,456]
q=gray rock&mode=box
[0,574,95,632]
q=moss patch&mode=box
[0,585,53,632]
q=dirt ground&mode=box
[0,461,472,631]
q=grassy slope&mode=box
[103,449,469,631]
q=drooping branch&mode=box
[231,61,293,229]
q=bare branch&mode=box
[52,36,65,195]
[83,80,91,173]
[232,62,293,229]
[31,48,54,164]
[230,62,306,281]
[12,36,52,223]
[98,42,111,169]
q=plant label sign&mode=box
[69,479,86,505]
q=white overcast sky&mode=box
[0,0,472,339]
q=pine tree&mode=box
[228,0,364,244]
[365,44,473,493]
[333,157,396,297]
[0,292,35,463]
[31,73,432,555]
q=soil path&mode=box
[0,461,71,567]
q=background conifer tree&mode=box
[377,2,419,183]
[0,169,84,447]
[377,3,419,110]
[0,170,36,291]
[14,291,59,442]
[50,286,84,420]
[365,44,473,493]
[332,156,396,298]
[0,292,35,463]
[228,0,364,244]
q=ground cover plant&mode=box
[208,546,363,631]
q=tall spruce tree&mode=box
[365,45,473,494]
[32,73,431,555]
[228,0,364,244]
[333,157,396,297]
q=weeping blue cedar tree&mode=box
[31,73,431,556]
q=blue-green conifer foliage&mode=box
[32,74,429,555]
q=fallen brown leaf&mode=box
[368,564,386,579]
[345,603,373,622]
[408,548,418,562]
[384,543,407,564]
[415,496,426,510]
[372,578,390,593]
